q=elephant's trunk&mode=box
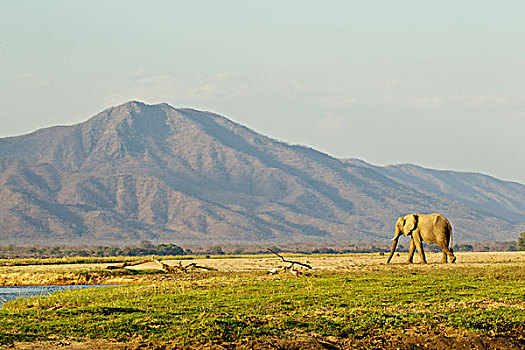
[386,236,400,263]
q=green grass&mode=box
[1,264,524,346]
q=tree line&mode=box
[0,233,524,259]
[0,241,190,259]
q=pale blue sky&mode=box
[1,1,524,183]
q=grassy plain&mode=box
[0,252,524,349]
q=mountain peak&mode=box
[113,100,148,110]
[100,101,183,122]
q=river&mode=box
[0,285,115,307]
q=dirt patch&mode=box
[5,332,525,350]
[1,339,144,350]
[216,330,525,350]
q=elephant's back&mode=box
[430,213,452,231]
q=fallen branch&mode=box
[267,248,312,269]
[107,256,217,273]
[184,262,218,271]
[153,258,217,273]
[267,267,283,275]
[154,259,186,273]
[106,257,155,270]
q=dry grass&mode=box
[0,251,524,286]
[129,251,525,273]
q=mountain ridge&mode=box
[1,101,524,245]
[358,160,525,223]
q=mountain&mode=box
[1,101,524,245]
[344,159,525,241]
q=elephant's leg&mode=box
[441,250,447,263]
[413,235,427,264]
[442,245,456,263]
[436,238,456,263]
[407,238,416,263]
[437,244,448,263]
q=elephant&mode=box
[386,213,456,264]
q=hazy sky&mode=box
[1,1,524,183]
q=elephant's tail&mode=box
[449,222,454,253]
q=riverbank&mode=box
[0,271,144,287]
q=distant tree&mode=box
[107,246,122,256]
[312,248,337,254]
[454,244,473,252]
[156,244,184,256]
[268,245,282,253]
[26,247,39,254]
[209,246,225,255]
[518,231,525,251]
[76,249,90,257]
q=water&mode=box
[0,285,114,307]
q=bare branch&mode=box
[154,258,218,273]
[184,262,218,271]
[267,248,312,269]
[107,256,217,273]
[106,257,154,269]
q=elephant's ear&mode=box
[397,217,405,231]
[403,215,419,236]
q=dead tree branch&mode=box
[184,262,218,271]
[267,248,312,269]
[107,256,217,273]
[153,258,218,273]
[106,257,155,270]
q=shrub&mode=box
[517,231,525,251]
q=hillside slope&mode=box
[1,102,523,245]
